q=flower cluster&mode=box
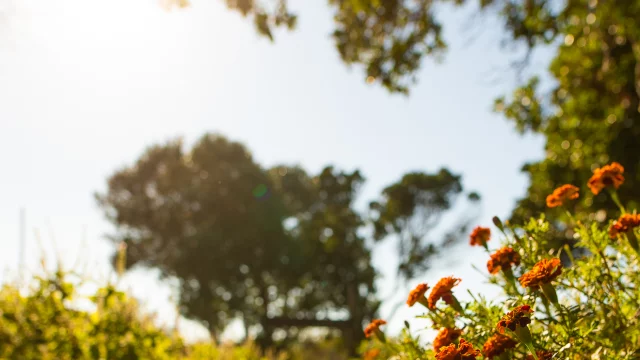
[497,305,533,333]
[362,348,380,360]
[428,276,462,309]
[588,162,624,195]
[406,283,429,307]
[364,319,386,339]
[487,247,520,274]
[482,334,517,359]
[609,213,640,239]
[364,162,639,360]
[433,328,462,352]
[435,339,480,360]
[546,184,579,208]
[519,258,562,289]
[469,226,491,247]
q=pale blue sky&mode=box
[0,0,547,340]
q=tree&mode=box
[96,134,381,352]
[96,134,299,342]
[268,166,379,351]
[97,133,479,354]
[181,0,639,230]
[493,0,640,232]
[370,169,480,281]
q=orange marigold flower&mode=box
[406,283,429,307]
[519,258,562,289]
[435,338,481,360]
[546,184,579,208]
[587,162,624,195]
[497,305,533,333]
[363,348,380,360]
[609,213,640,239]
[482,334,517,359]
[428,276,462,309]
[364,319,386,338]
[526,350,554,360]
[487,247,521,274]
[470,226,491,246]
[433,328,462,352]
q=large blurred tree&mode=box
[97,133,477,353]
[96,135,298,342]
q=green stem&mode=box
[514,326,538,360]
[608,189,626,214]
[449,295,464,313]
[524,343,539,360]
[418,297,430,310]
[502,267,519,294]
[541,283,559,305]
[626,231,640,255]
[540,294,554,321]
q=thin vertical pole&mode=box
[19,208,26,272]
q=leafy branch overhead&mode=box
[180,0,640,239]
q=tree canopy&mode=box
[97,133,478,352]
[187,0,640,233]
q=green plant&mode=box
[362,162,640,359]
[0,266,353,359]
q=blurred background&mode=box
[1,0,638,357]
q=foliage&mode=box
[495,0,640,235]
[0,270,189,360]
[370,170,480,280]
[0,269,350,359]
[95,134,297,341]
[96,133,478,352]
[183,0,640,243]
[361,166,640,359]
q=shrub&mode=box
[363,162,640,359]
[0,270,291,360]
[0,269,349,359]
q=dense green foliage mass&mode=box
[179,0,640,244]
[96,133,478,353]
[0,271,190,360]
[496,0,640,233]
[0,270,348,360]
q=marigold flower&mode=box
[497,305,533,333]
[435,338,480,360]
[363,348,380,360]
[406,283,429,307]
[482,334,517,359]
[519,258,562,289]
[546,184,579,208]
[433,328,462,352]
[608,213,640,239]
[487,247,521,274]
[364,319,386,338]
[428,276,462,309]
[470,226,491,246]
[587,162,624,195]
[526,350,554,360]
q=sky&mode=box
[0,0,548,342]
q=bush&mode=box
[363,162,640,359]
[0,270,291,360]
[0,269,350,359]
